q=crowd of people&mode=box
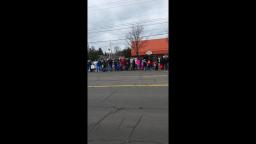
[87,55,169,72]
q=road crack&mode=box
[117,118,125,129]
[127,114,144,142]
[88,107,124,133]
[102,89,118,102]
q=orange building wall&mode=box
[131,38,168,57]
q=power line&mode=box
[88,0,151,8]
[88,10,168,18]
[88,0,132,8]
[88,27,167,38]
[88,18,167,30]
[88,0,142,7]
[88,0,156,11]
[88,17,167,28]
[88,21,168,33]
[88,24,168,36]
[88,33,168,43]
[88,14,168,28]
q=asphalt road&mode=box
[88,71,169,144]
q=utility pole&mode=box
[109,40,112,59]
[108,48,110,59]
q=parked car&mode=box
[89,61,97,72]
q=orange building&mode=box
[131,38,168,57]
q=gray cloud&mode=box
[88,0,168,52]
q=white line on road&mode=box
[120,75,168,77]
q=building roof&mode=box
[131,38,168,56]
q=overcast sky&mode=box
[88,0,168,52]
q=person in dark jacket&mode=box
[114,59,117,71]
[160,56,164,70]
[126,58,130,71]
[143,59,147,71]
[98,60,102,71]
[165,57,169,70]
[108,59,113,72]
[132,59,136,70]
[163,56,168,70]
[96,59,101,72]
[102,60,106,72]
[139,58,142,70]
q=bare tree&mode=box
[126,24,145,58]
[113,46,120,58]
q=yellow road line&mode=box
[88,84,168,88]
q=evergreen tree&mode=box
[98,48,103,56]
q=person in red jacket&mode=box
[160,56,164,70]
[147,59,151,70]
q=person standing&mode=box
[129,58,133,71]
[135,58,137,70]
[99,59,102,72]
[160,56,164,70]
[158,57,161,70]
[120,58,125,71]
[143,58,147,71]
[107,59,111,72]
[96,60,100,72]
[136,58,140,70]
[126,58,129,71]
[163,56,168,71]
[147,59,150,71]
[166,56,169,70]
[133,58,136,71]
[117,61,120,71]
[138,58,141,70]
[155,56,159,71]
[115,59,118,71]
[153,58,157,71]
[103,60,107,72]
[149,58,153,71]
